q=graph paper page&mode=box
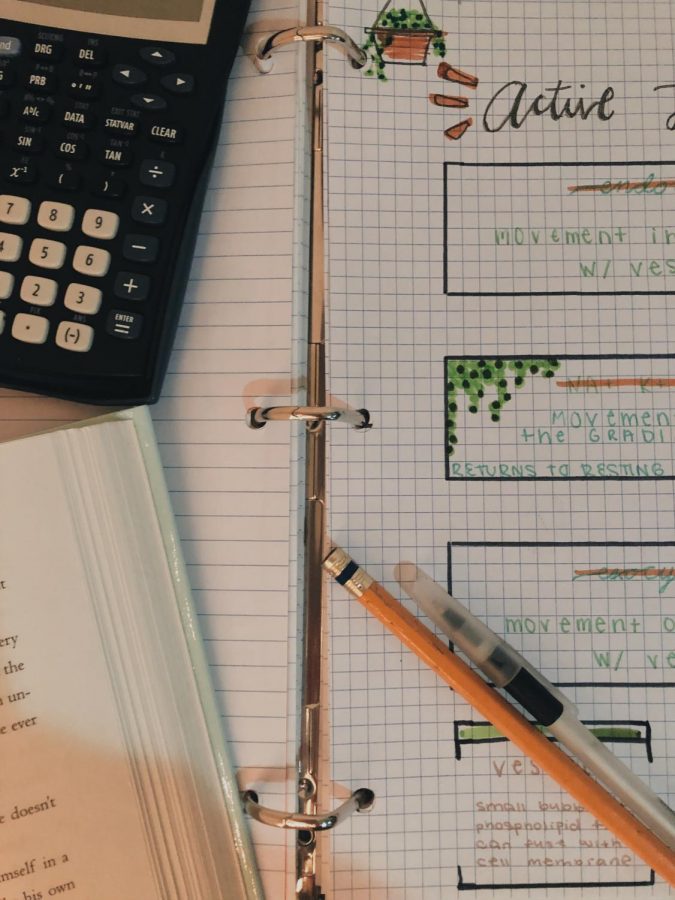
[324,1,675,897]
[0,2,306,896]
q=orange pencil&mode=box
[323,547,675,886]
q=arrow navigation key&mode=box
[131,93,167,112]
[160,73,195,95]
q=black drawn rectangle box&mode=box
[447,540,675,686]
[446,541,675,890]
[444,353,675,481]
[451,683,670,891]
[443,160,675,298]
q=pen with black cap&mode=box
[396,561,675,851]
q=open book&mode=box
[0,408,262,900]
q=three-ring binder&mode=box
[244,12,371,900]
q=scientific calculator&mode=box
[0,0,249,404]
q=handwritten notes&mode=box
[326,0,675,896]
[445,355,675,479]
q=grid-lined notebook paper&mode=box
[324,1,675,897]
[0,2,306,896]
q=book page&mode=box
[0,433,163,900]
[324,1,675,897]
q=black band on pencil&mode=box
[336,559,359,585]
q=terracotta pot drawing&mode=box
[374,27,438,63]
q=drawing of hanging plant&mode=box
[446,357,561,454]
[363,0,446,81]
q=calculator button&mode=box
[56,321,94,352]
[107,310,143,339]
[131,94,167,112]
[22,101,51,123]
[64,283,102,314]
[0,68,16,89]
[113,65,147,87]
[15,133,44,154]
[123,235,159,264]
[132,196,167,226]
[62,109,95,131]
[68,77,99,100]
[51,170,82,192]
[75,45,106,67]
[73,245,111,277]
[55,138,89,161]
[101,146,132,167]
[5,164,37,185]
[0,196,31,225]
[38,201,75,232]
[140,46,175,66]
[104,115,138,137]
[0,38,22,58]
[0,233,23,262]
[115,271,150,301]
[91,175,126,199]
[26,71,56,93]
[20,275,57,307]
[139,159,175,188]
[32,40,64,62]
[82,209,120,240]
[12,312,49,344]
[0,271,14,299]
[148,123,183,144]
[29,238,66,269]
[160,73,194,95]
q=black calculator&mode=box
[0,0,250,404]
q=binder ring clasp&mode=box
[255,26,367,73]
[242,788,374,832]
[247,405,371,430]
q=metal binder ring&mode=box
[246,405,371,430]
[242,788,374,831]
[255,25,367,73]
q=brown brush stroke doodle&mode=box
[429,93,469,108]
[445,118,473,140]
[437,62,478,88]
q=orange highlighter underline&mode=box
[324,548,675,886]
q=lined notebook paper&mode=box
[324,1,675,897]
[0,2,305,896]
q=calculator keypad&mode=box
[0,17,210,400]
